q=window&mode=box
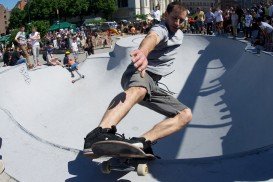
[118,0,128,8]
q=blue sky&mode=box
[0,0,18,10]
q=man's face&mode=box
[165,7,187,33]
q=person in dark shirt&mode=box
[3,47,12,66]
[9,46,26,66]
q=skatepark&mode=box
[0,34,273,181]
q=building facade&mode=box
[180,0,216,13]
[113,0,174,21]
[0,4,10,35]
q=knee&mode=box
[177,108,192,126]
[127,86,147,100]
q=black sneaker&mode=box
[83,126,125,158]
[126,137,154,155]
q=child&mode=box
[63,51,81,78]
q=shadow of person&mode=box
[66,152,129,182]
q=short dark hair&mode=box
[166,1,186,14]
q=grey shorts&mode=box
[121,64,188,117]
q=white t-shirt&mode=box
[29,32,40,46]
[245,14,253,27]
[214,10,223,22]
[71,42,78,52]
[15,31,27,45]
[153,10,161,21]
[259,22,273,34]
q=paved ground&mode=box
[0,34,273,181]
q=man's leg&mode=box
[99,86,147,128]
[140,108,192,142]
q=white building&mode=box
[113,0,174,21]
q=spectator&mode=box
[257,18,273,51]
[9,46,26,66]
[14,25,33,69]
[195,7,205,34]
[85,35,94,56]
[29,27,41,67]
[46,44,63,66]
[244,9,253,39]
[3,46,12,66]
[215,7,224,35]
[231,10,239,37]
[152,5,161,24]
[205,7,215,35]
[71,37,79,61]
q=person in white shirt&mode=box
[244,10,253,39]
[256,18,273,51]
[152,5,161,24]
[15,25,33,69]
[71,37,79,61]
[230,10,239,37]
[268,4,273,17]
[29,27,41,67]
[214,7,224,35]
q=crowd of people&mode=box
[182,2,273,51]
[1,2,273,69]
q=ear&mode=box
[163,11,168,19]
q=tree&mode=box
[9,8,27,29]
[67,0,90,22]
[91,0,117,20]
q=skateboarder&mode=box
[84,2,192,157]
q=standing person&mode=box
[85,35,94,56]
[15,25,33,69]
[29,27,41,67]
[71,37,79,61]
[152,5,161,24]
[195,7,205,34]
[231,10,239,37]
[83,2,192,157]
[244,9,253,39]
[205,7,215,35]
[214,7,224,35]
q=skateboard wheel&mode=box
[101,161,111,174]
[72,80,75,83]
[82,75,85,78]
[136,164,148,176]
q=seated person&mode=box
[3,46,12,66]
[46,44,63,66]
[9,46,27,66]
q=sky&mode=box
[0,0,18,10]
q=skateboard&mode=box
[72,70,85,83]
[91,140,155,176]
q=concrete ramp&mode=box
[0,35,273,181]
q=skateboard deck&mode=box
[91,140,155,176]
[92,140,155,158]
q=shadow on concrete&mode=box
[150,36,273,181]
[0,137,2,160]
[66,152,128,182]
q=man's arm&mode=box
[130,31,161,77]
[14,32,20,43]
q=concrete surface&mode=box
[0,34,273,181]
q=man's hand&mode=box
[130,49,148,78]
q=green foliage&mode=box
[135,14,148,21]
[8,28,19,47]
[91,0,117,20]
[9,8,27,29]
[27,20,50,38]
